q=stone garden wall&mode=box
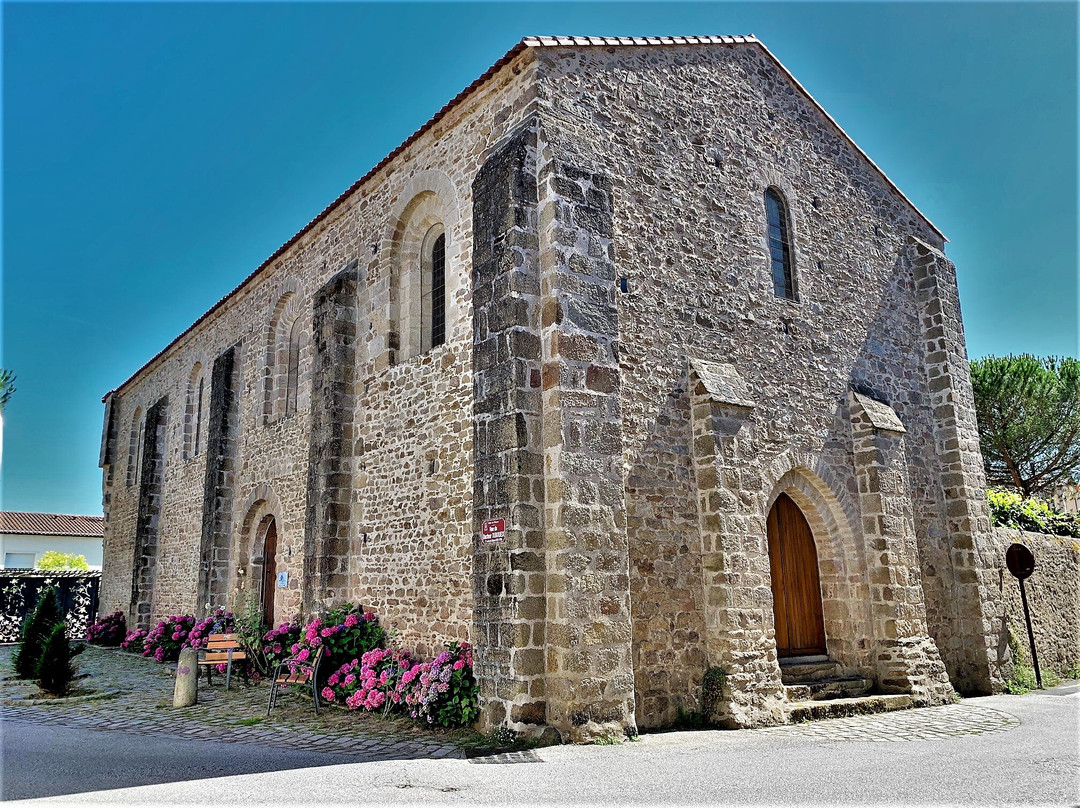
[988,528,1080,679]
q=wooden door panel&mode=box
[261,520,278,629]
[768,494,827,657]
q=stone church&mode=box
[99,35,1006,741]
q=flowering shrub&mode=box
[141,615,196,662]
[322,647,415,713]
[404,642,478,728]
[185,609,233,650]
[319,641,477,728]
[86,611,127,646]
[121,628,148,654]
[260,620,302,673]
[290,606,384,677]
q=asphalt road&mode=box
[3,685,1077,806]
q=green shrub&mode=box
[987,489,1080,538]
[35,551,89,571]
[35,621,84,696]
[13,588,62,679]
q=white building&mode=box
[0,512,104,569]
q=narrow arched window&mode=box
[765,188,795,300]
[285,317,302,417]
[421,227,446,352]
[184,363,205,458]
[194,377,205,455]
[126,408,143,487]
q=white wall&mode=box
[0,533,103,569]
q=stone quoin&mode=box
[98,35,1007,742]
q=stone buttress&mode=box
[471,119,637,742]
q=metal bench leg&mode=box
[225,653,232,692]
[267,681,275,717]
[313,680,320,716]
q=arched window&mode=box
[285,317,302,417]
[184,363,205,458]
[263,289,307,422]
[765,188,796,300]
[126,407,143,487]
[389,187,453,364]
[421,227,447,352]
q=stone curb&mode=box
[0,688,121,707]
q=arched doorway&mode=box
[767,493,827,657]
[259,518,278,628]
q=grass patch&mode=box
[235,717,263,726]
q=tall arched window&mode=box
[285,317,302,417]
[765,188,796,300]
[126,407,143,487]
[264,289,307,423]
[184,363,205,459]
[420,226,446,352]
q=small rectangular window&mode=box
[4,553,35,569]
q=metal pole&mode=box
[1018,578,1043,689]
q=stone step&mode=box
[787,693,914,723]
[779,660,844,684]
[783,676,874,702]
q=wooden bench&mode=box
[197,633,249,691]
[267,645,325,716]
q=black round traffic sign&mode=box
[1006,543,1035,580]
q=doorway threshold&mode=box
[779,654,829,666]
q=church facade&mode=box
[98,36,1005,741]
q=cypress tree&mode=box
[12,587,61,679]
[35,621,79,696]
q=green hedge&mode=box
[988,489,1080,538]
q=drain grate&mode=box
[468,749,544,764]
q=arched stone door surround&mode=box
[236,484,286,625]
[764,466,875,676]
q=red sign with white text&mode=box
[481,518,506,545]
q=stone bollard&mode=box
[173,647,198,708]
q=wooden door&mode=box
[767,493,827,657]
[261,519,278,629]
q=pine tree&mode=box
[12,588,61,679]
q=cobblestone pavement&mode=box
[750,702,1020,743]
[1,646,1024,759]
[0,645,464,761]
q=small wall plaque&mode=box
[481,518,506,545]
[277,571,289,588]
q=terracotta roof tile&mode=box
[0,512,105,537]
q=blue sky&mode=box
[2,1,1077,516]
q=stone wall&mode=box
[531,41,980,723]
[988,528,1080,679]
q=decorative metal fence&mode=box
[0,570,101,643]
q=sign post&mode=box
[1005,543,1042,690]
